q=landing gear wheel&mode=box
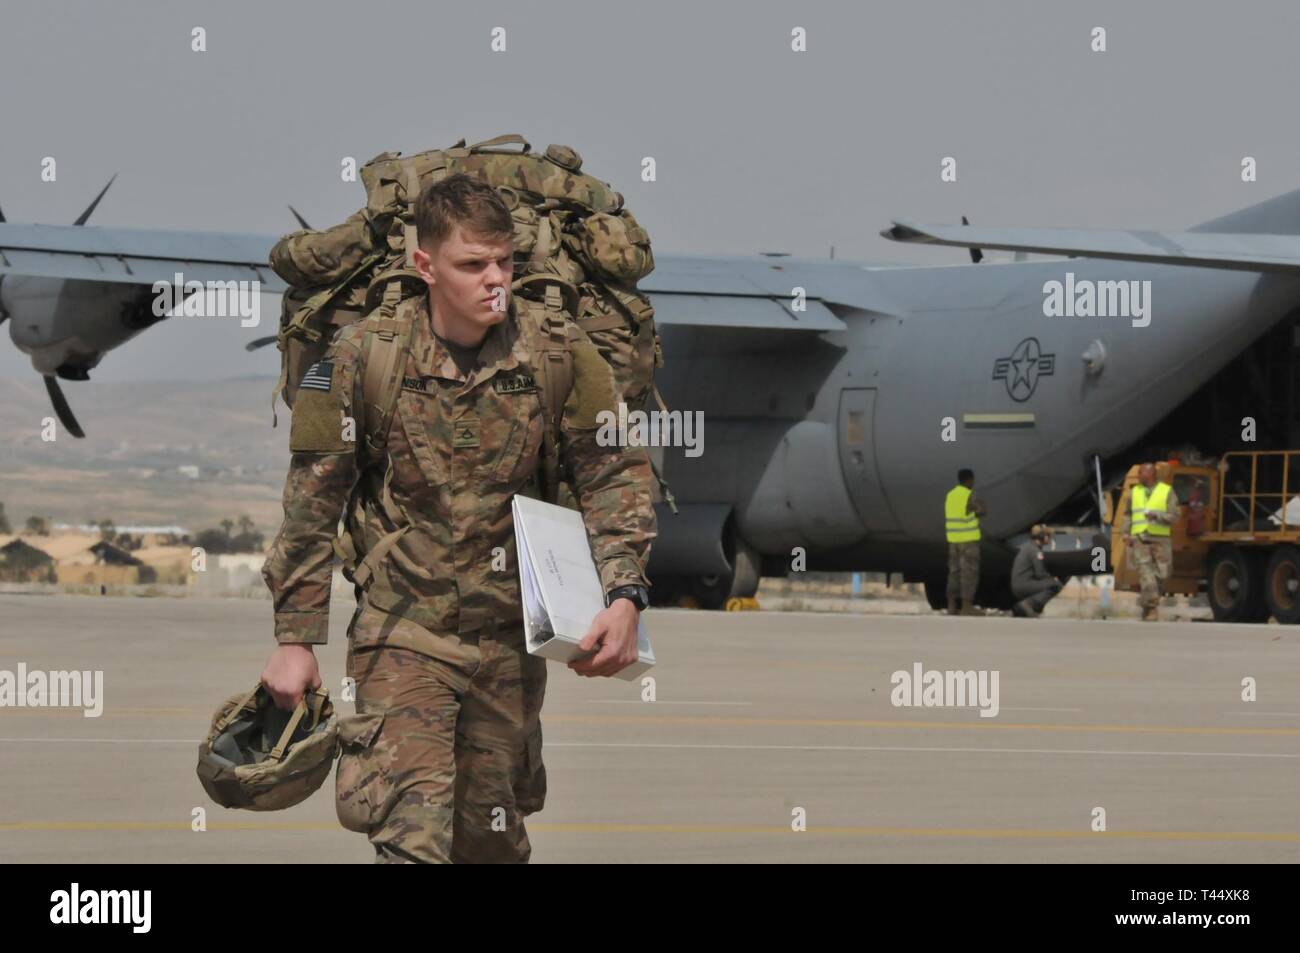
[690,573,731,610]
[691,529,761,610]
[922,577,948,611]
[1265,545,1300,624]
[1207,545,1269,623]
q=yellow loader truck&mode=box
[1109,450,1300,623]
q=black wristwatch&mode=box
[606,584,650,612]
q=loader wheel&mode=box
[1265,545,1300,624]
[922,577,948,611]
[1207,546,1269,623]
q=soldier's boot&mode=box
[960,601,981,616]
[948,596,959,615]
[1012,599,1034,618]
[1142,605,1159,622]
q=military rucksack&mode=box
[267,134,670,507]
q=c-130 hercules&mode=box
[6,180,1300,608]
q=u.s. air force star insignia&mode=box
[992,337,1055,402]
[493,373,537,395]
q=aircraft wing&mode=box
[0,222,286,291]
[881,220,1300,275]
[644,253,907,330]
[0,223,904,333]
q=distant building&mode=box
[56,539,156,586]
[59,523,188,534]
[0,538,57,583]
[177,465,200,479]
[132,544,195,583]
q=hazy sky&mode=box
[3,0,1299,380]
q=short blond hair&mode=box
[414,173,513,253]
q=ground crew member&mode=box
[259,174,657,863]
[1123,462,1179,621]
[944,468,986,616]
[1010,524,1062,617]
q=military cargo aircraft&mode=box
[6,182,1300,608]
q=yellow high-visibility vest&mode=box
[1132,482,1172,537]
[945,485,980,543]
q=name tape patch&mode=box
[494,373,537,394]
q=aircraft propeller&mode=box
[961,216,983,264]
[7,178,118,438]
[42,375,85,438]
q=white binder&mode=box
[512,494,655,681]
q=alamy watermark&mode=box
[1043,272,1151,328]
[0,662,103,717]
[49,883,150,933]
[596,401,703,457]
[890,662,1000,718]
[152,272,261,327]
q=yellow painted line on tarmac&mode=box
[0,821,340,831]
[1,820,1298,842]
[4,708,1299,736]
[0,708,201,716]
[544,713,1300,736]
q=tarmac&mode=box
[1,593,1297,863]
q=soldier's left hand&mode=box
[569,600,641,677]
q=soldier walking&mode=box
[259,174,657,862]
[1124,462,1179,621]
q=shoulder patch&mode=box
[564,337,619,430]
[300,360,334,392]
[289,362,350,453]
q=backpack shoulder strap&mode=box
[333,284,420,591]
[357,282,416,463]
[517,285,574,504]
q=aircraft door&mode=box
[837,388,902,533]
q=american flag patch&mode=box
[300,361,333,393]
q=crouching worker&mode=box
[1010,524,1062,618]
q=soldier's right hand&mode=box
[260,644,323,710]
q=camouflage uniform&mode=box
[1123,483,1180,613]
[263,292,656,863]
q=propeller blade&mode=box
[961,216,984,264]
[288,205,312,230]
[0,203,5,223]
[74,174,117,226]
[43,375,85,438]
[245,335,278,352]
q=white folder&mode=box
[512,494,655,681]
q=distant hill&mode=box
[0,376,293,533]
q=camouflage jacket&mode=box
[262,293,657,651]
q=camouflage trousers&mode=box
[335,605,548,864]
[946,542,981,602]
[1131,535,1172,610]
